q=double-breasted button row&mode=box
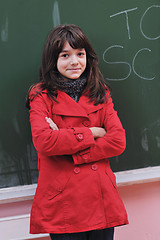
[74,164,98,174]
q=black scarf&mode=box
[58,77,87,102]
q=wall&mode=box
[115,181,160,240]
[0,178,160,240]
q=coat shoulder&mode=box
[29,83,48,101]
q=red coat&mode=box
[29,87,128,234]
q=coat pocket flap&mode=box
[47,171,71,200]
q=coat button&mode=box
[91,164,98,171]
[74,167,80,174]
[82,154,88,160]
[76,133,84,141]
[83,121,90,127]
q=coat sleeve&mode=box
[29,93,95,156]
[72,96,126,164]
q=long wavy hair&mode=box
[26,24,110,108]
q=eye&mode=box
[61,53,68,58]
[78,52,85,57]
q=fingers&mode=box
[89,127,106,138]
[100,128,107,137]
[45,117,59,130]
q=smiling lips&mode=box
[67,68,81,71]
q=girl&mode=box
[26,24,128,240]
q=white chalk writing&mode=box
[103,5,160,81]
[140,5,160,40]
[103,45,131,81]
[110,7,137,40]
[132,48,155,80]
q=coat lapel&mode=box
[78,94,103,115]
[53,91,103,117]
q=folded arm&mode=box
[29,93,95,156]
[72,97,126,164]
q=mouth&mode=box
[67,68,81,71]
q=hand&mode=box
[89,127,106,138]
[45,117,59,130]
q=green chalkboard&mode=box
[0,0,160,188]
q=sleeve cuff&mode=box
[71,127,94,164]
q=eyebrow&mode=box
[60,48,85,53]
[60,50,69,53]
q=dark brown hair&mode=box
[26,24,110,108]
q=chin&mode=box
[70,74,81,79]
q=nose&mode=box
[70,55,78,65]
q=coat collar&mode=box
[53,91,103,117]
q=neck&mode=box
[58,75,87,102]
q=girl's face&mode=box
[57,41,87,80]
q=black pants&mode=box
[50,227,114,240]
